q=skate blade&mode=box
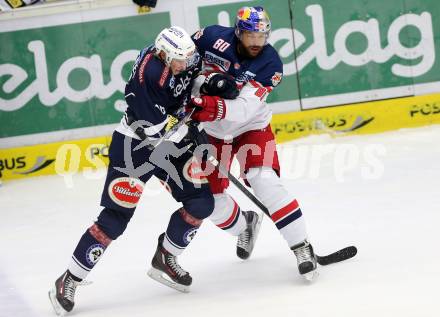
[303,270,319,282]
[48,287,67,316]
[147,267,190,293]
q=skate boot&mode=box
[48,270,82,316]
[147,233,192,293]
[291,240,318,281]
[237,210,263,260]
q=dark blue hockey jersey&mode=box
[192,25,283,89]
[122,46,198,139]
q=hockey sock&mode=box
[68,224,112,280]
[162,208,202,256]
[209,193,246,236]
[247,167,308,247]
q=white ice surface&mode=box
[1,125,440,317]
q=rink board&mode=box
[2,0,440,145]
[1,93,440,181]
[0,136,111,181]
[272,93,440,143]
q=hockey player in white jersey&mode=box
[188,6,318,280]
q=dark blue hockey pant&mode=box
[71,131,214,274]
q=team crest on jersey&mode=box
[108,177,144,208]
[204,51,231,71]
[86,244,105,266]
[271,72,283,86]
[183,157,208,184]
[183,228,198,245]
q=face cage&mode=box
[235,28,271,45]
[169,51,201,71]
[184,51,201,69]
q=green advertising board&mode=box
[289,0,440,109]
[198,0,440,109]
[0,12,170,138]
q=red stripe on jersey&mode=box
[249,80,273,100]
[159,66,170,87]
[217,201,239,229]
[89,224,112,247]
[271,199,299,223]
[249,80,273,92]
[138,53,153,84]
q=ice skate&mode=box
[237,210,262,260]
[147,233,192,293]
[291,240,318,281]
[48,270,82,316]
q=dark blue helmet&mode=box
[235,6,271,40]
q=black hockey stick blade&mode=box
[316,246,357,266]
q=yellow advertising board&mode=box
[0,136,111,181]
[1,93,440,181]
[272,94,440,143]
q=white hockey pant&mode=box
[209,167,308,247]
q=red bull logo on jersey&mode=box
[271,72,283,87]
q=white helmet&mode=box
[155,26,197,67]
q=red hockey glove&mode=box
[188,96,226,122]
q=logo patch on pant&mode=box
[108,177,144,208]
[86,244,105,266]
[183,157,208,185]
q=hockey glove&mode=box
[200,73,239,99]
[188,96,226,122]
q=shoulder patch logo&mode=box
[193,28,204,40]
[271,72,283,87]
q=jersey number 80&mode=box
[213,39,231,52]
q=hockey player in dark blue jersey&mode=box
[186,6,318,281]
[49,26,214,315]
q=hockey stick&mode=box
[206,155,269,214]
[160,114,357,266]
[152,108,195,148]
[206,154,357,266]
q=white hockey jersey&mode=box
[192,75,273,139]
